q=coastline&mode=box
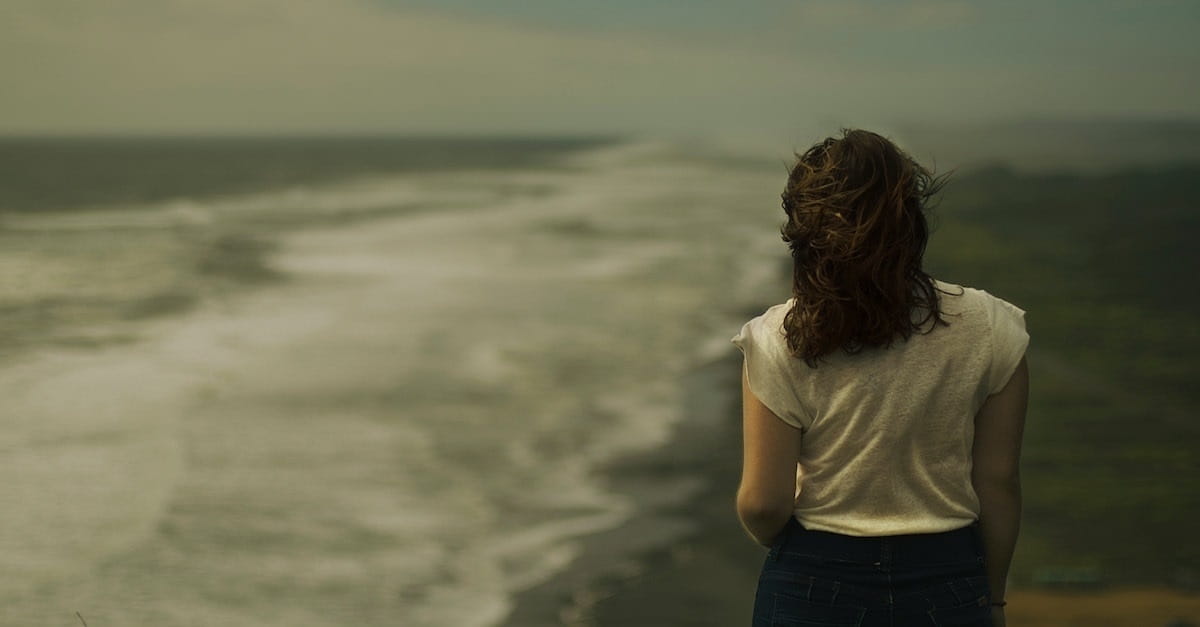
[500,350,1200,627]
[501,351,767,626]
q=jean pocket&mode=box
[769,591,867,627]
[921,575,992,626]
[927,600,991,626]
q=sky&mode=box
[2,0,1198,139]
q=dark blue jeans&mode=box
[752,517,994,626]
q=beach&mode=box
[0,138,790,626]
[2,135,1198,626]
[503,352,765,627]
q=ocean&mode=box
[7,125,1198,626]
[0,136,790,625]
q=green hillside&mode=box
[925,162,1200,587]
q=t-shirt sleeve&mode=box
[984,294,1030,396]
[730,314,812,432]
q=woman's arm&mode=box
[736,360,803,547]
[971,356,1029,622]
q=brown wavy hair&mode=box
[780,128,955,367]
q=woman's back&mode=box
[736,128,1026,625]
[733,279,1029,536]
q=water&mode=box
[0,138,788,625]
[0,136,610,212]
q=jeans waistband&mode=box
[774,517,983,568]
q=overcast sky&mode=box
[3,0,1197,138]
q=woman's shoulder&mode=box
[931,279,1023,315]
[764,298,794,323]
[731,299,794,357]
[931,281,1028,363]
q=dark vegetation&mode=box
[925,162,1200,587]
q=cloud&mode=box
[0,0,1192,135]
[0,0,875,134]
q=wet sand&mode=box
[1004,588,1200,627]
[502,353,764,626]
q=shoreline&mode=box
[501,352,766,626]
[501,350,1200,627]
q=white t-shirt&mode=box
[731,279,1029,536]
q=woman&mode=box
[731,129,1028,627]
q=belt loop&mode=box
[969,521,986,562]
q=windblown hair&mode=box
[780,128,954,368]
